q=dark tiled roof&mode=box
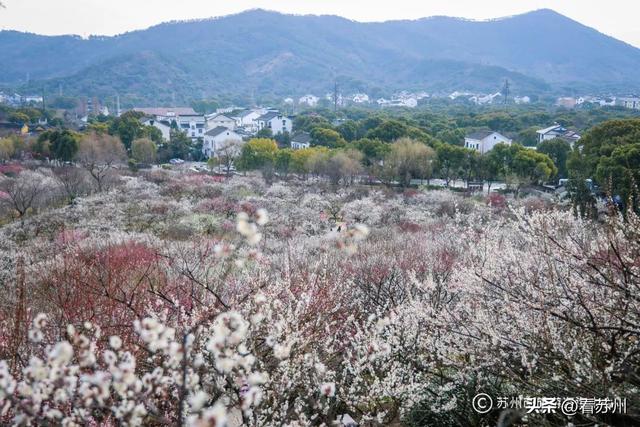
[205,126,233,137]
[466,130,495,140]
[257,111,280,121]
[292,132,311,143]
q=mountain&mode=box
[1,9,639,106]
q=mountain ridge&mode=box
[1,9,639,105]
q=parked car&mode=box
[169,158,184,165]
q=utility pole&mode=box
[502,79,510,105]
[333,79,338,113]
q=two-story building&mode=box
[256,111,293,135]
[536,124,581,146]
[205,113,236,131]
[464,131,512,154]
[134,107,205,142]
[203,126,243,159]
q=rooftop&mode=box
[257,111,281,121]
[537,124,564,134]
[292,132,311,144]
[466,130,495,140]
[205,126,235,138]
[134,107,198,117]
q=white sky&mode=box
[1,0,639,48]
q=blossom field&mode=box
[0,168,638,426]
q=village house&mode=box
[469,92,502,105]
[536,124,581,146]
[290,132,311,150]
[298,95,319,107]
[616,97,640,110]
[177,114,206,141]
[134,107,205,142]
[202,126,243,158]
[256,111,293,135]
[142,118,171,141]
[351,93,370,104]
[205,113,236,130]
[464,131,512,154]
[556,97,577,109]
[232,109,264,131]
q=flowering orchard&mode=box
[0,167,638,426]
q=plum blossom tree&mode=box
[0,169,59,218]
[0,169,638,426]
[76,132,127,192]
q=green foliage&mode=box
[109,111,148,150]
[131,138,157,164]
[381,138,437,187]
[0,138,15,161]
[274,131,291,148]
[336,120,359,142]
[39,129,79,162]
[290,147,322,175]
[293,115,332,132]
[275,149,293,175]
[158,131,192,162]
[365,120,411,142]
[255,127,273,139]
[236,138,278,171]
[435,143,472,185]
[537,138,571,179]
[9,112,30,125]
[517,127,539,146]
[435,128,465,146]
[353,138,390,166]
[571,119,640,212]
[310,128,346,148]
[48,96,78,110]
[190,99,220,114]
[512,148,557,184]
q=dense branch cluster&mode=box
[0,169,638,426]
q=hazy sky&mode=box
[1,0,639,47]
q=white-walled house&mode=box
[256,112,292,135]
[291,132,311,150]
[617,97,640,110]
[205,113,236,130]
[142,118,171,142]
[134,107,205,142]
[352,93,370,104]
[298,95,319,107]
[177,114,206,141]
[134,107,197,122]
[203,127,243,158]
[233,109,265,131]
[536,124,581,146]
[464,131,512,154]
